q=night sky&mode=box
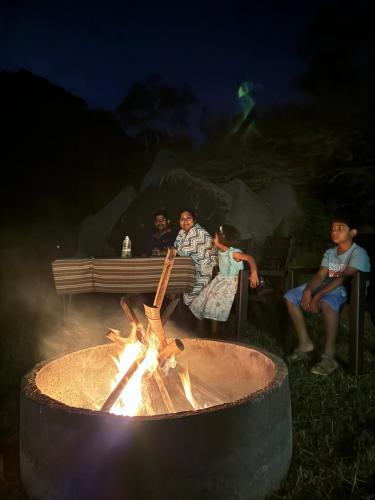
[1,0,324,114]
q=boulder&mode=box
[220,179,273,242]
[140,149,184,191]
[78,186,137,257]
[258,183,303,234]
[107,169,232,256]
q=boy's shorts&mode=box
[284,283,348,313]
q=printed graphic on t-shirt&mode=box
[328,263,345,278]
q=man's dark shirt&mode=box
[142,229,177,256]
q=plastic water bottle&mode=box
[121,236,132,258]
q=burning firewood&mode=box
[143,304,167,348]
[106,329,184,368]
[153,367,176,413]
[101,248,184,414]
[106,326,143,345]
[119,297,145,342]
[157,339,184,366]
[100,337,184,414]
[100,348,148,412]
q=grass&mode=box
[244,312,375,500]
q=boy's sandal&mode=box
[288,348,313,362]
[311,355,338,376]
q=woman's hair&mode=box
[179,208,197,222]
[216,224,241,247]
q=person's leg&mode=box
[320,301,339,358]
[310,289,346,376]
[284,284,314,353]
[286,301,314,352]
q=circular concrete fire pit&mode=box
[20,339,292,500]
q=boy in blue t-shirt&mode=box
[284,214,370,376]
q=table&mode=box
[52,257,249,338]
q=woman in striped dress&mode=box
[174,209,218,306]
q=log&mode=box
[100,348,147,412]
[153,367,176,413]
[106,332,184,367]
[144,304,167,348]
[106,328,127,344]
[158,339,184,367]
[161,295,180,326]
[153,247,177,309]
[120,296,140,325]
[119,297,144,342]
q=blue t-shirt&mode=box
[320,242,370,277]
[218,247,244,277]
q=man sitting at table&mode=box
[140,210,177,257]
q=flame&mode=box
[109,324,159,416]
[179,367,199,410]
[104,323,199,416]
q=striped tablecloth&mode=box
[52,257,196,295]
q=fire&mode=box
[109,325,159,416]
[179,366,199,410]
[102,321,203,417]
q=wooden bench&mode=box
[52,257,250,338]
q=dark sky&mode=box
[1,0,324,114]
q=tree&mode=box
[117,76,197,149]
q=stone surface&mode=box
[220,178,274,242]
[107,169,231,256]
[77,186,137,257]
[258,182,303,234]
[140,149,182,191]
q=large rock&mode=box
[220,179,273,242]
[107,169,232,256]
[140,149,184,191]
[258,183,303,234]
[78,186,137,257]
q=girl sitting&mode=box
[190,224,259,323]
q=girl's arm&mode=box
[232,252,259,288]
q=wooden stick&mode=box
[119,297,146,342]
[161,295,180,325]
[153,367,176,413]
[120,296,140,324]
[153,247,177,309]
[158,339,184,367]
[106,328,127,344]
[100,349,147,412]
[144,304,167,349]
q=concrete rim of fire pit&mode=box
[23,339,287,420]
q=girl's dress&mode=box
[189,247,244,321]
[174,223,217,306]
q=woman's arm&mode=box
[232,252,259,287]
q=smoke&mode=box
[37,294,198,361]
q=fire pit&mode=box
[20,339,292,500]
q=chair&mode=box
[257,236,294,295]
[247,236,294,335]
